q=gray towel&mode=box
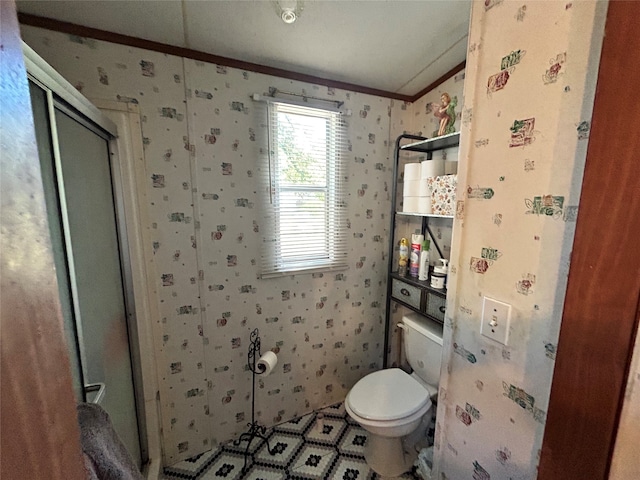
[77,403,144,480]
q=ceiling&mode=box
[16,0,471,97]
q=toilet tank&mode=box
[401,313,444,389]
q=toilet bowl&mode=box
[345,368,433,477]
[345,313,443,477]
[345,368,432,436]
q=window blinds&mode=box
[259,101,349,278]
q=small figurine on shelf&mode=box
[432,92,458,137]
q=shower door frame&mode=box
[23,42,161,476]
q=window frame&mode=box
[260,100,348,278]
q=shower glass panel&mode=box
[28,81,84,402]
[28,79,142,466]
[53,108,141,466]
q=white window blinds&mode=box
[259,101,348,278]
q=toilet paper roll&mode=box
[405,179,432,197]
[418,196,432,214]
[418,179,432,197]
[403,196,421,213]
[403,179,422,197]
[404,163,422,181]
[421,159,445,179]
[256,351,278,376]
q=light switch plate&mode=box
[481,297,512,345]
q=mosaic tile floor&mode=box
[162,403,423,480]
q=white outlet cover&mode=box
[481,297,512,345]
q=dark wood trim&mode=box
[18,12,417,102]
[409,61,466,102]
[538,1,640,478]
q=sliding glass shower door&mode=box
[28,80,142,467]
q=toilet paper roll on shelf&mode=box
[418,180,432,197]
[256,351,278,376]
[403,196,420,213]
[404,179,433,197]
[418,197,432,214]
[421,159,444,179]
[403,179,421,197]
[403,196,432,214]
[404,163,422,181]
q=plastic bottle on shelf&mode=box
[398,238,409,276]
[409,234,424,277]
[418,239,430,281]
[430,258,448,289]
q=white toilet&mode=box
[345,313,443,477]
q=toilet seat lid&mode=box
[348,368,430,421]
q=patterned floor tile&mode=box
[337,424,368,456]
[163,403,422,480]
[163,449,222,478]
[304,417,346,445]
[273,411,315,435]
[289,443,337,479]
[224,432,273,456]
[327,456,375,480]
[240,463,286,480]
[253,431,304,468]
[199,451,246,480]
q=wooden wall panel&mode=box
[0,1,86,478]
[539,1,640,478]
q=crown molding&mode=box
[18,13,464,103]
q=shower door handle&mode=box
[84,382,106,405]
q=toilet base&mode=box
[364,433,415,477]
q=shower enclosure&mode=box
[26,53,145,467]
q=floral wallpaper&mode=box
[431,1,607,479]
[21,25,393,465]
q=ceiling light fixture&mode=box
[281,7,297,24]
[273,1,304,25]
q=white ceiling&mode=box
[17,0,471,97]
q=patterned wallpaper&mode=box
[21,1,608,475]
[432,1,607,479]
[21,26,393,465]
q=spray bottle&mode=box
[409,234,424,277]
[398,238,409,276]
[418,239,430,281]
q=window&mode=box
[259,101,348,278]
